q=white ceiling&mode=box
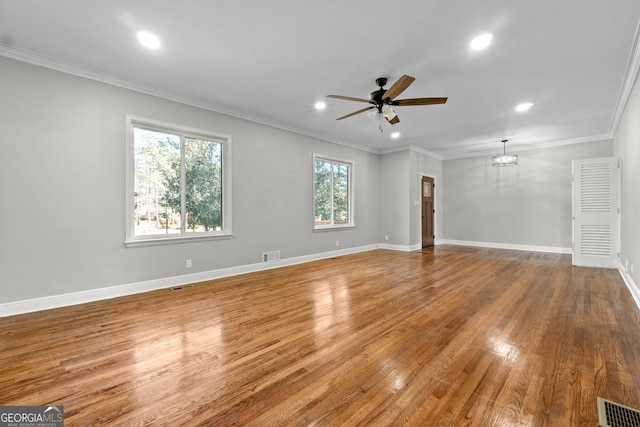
[2,1,640,159]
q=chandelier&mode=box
[492,139,518,166]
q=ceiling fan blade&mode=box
[382,75,415,101]
[327,94,372,103]
[336,106,375,120]
[393,97,448,106]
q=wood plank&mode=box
[1,246,639,425]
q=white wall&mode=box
[0,56,381,305]
[613,70,640,301]
[442,140,613,251]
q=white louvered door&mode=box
[572,157,620,268]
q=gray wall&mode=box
[614,70,640,289]
[410,149,444,247]
[442,140,613,249]
[2,53,635,308]
[379,151,410,246]
[0,56,381,303]
[378,148,444,248]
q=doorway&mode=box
[421,176,435,247]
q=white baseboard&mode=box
[0,244,379,318]
[440,239,572,254]
[0,240,581,318]
[378,243,416,252]
[618,267,640,311]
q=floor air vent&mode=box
[598,397,640,427]
[171,284,194,291]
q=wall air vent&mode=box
[262,250,281,262]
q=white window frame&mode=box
[313,154,355,231]
[125,115,232,247]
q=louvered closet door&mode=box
[572,157,620,268]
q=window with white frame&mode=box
[313,155,354,229]
[125,116,232,245]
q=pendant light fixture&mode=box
[492,139,518,166]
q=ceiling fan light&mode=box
[381,104,397,120]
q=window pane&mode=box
[184,137,222,232]
[313,157,352,228]
[333,163,349,224]
[126,117,231,245]
[314,160,332,225]
[133,127,181,236]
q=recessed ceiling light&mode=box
[390,131,401,139]
[515,102,533,112]
[314,101,326,110]
[470,33,493,51]
[137,31,161,49]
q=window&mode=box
[125,116,232,246]
[313,155,354,229]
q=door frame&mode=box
[419,174,437,247]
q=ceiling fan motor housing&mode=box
[369,89,387,108]
[370,77,389,109]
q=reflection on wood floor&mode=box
[1,246,639,426]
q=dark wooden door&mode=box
[422,176,434,247]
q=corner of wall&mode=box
[619,267,640,311]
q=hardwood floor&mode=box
[1,246,639,426]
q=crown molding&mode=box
[0,44,381,155]
[409,145,445,160]
[1,33,636,161]
[609,17,640,135]
[441,134,613,160]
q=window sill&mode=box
[124,233,234,247]
[313,224,356,232]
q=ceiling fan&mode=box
[327,75,447,125]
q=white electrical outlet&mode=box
[336,240,339,246]
[385,235,389,241]
[186,259,192,268]
[631,264,635,274]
